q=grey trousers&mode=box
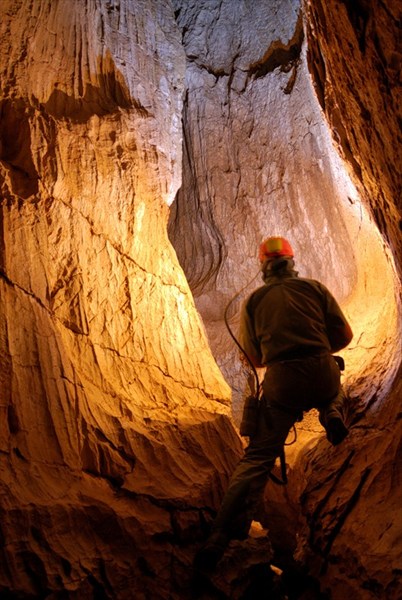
[212,354,346,536]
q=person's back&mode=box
[240,246,352,368]
[244,275,336,364]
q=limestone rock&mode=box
[0,1,242,597]
[304,0,402,278]
[169,0,401,597]
[0,0,401,598]
[169,0,399,422]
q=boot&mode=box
[326,416,349,445]
[193,529,230,572]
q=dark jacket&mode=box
[239,271,353,368]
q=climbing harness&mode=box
[223,273,294,486]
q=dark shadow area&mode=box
[0,99,39,199]
[43,51,150,124]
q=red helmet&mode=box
[259,236,294,262]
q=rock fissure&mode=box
[0,267,48,312]
[54,195,190,294]
[146,360,228,401]
[248,11,303,80]
[321,467,372,564]
[306,451,356,518]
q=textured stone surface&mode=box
[295,1,402,597]
[169,0,401,597]
[168,0,399,423]
[304,0,402,278]
[0,1,242,598]
[295,373,402,599]
[0,0,401,598]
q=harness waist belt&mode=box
[268,348,328,365]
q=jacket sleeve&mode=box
[323,286,353,352]
[238,297,264,368]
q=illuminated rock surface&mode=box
[0,2,242,598]
[0,0,401,598]
[168,0,399,423]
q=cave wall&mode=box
[305,0,402,278]
[0,0,401,599]
[168,0,399,422]
[168,0,402,598]
[0,1,243,598]
[293,2,402,596]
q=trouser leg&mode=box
[318,386,346,426]
[212,403,297,536]
[193,403,297,571]
[319,386,349,445]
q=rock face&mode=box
[0,2,242,598]
[304,0,402,278]
[169,0,401,597]
[0,0,401,599]
[295,2,402,597]
[168,0,399,422]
